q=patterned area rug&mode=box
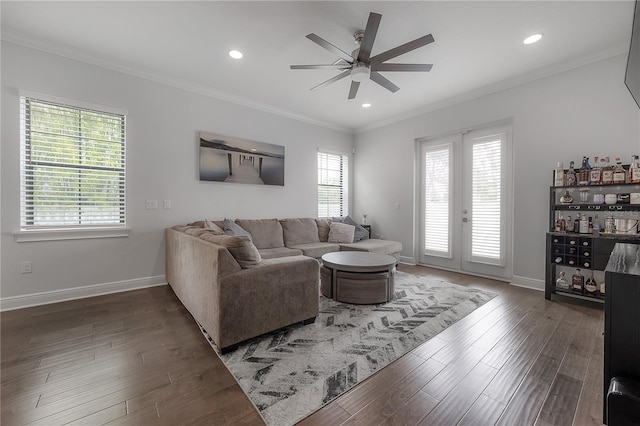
[199,271,496,426]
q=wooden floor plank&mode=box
[457,393,506,426]
[378,390,439,426]
[421,346,488,401]
[483,316,561,405]
[537,373,583,425]
[339,358,445,426]
[418,361,499,426]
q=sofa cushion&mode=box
[200,234,261,269]
[339,239,403,258]
[287,242,340,259]
[281,218,320,246]
[259,247,304,259]
[328,222,355,244]
[342,215,369,242]
[235,219,285,249]
[316,218,331,242]
[223,218,252,240]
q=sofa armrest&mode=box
[217,256,320,349]
[165,228,241,347]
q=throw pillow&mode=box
[204,219,225,235]
[200,234,261,269]
[223,218,252,240]
[328,222,356,244]
[343,215,369,242]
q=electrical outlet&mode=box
[163,200,171,209]
[145,200,158,210]
[20,261,32,274]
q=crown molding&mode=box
[1,32,353,134]
[355,44,629,134]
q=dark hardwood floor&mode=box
[1,265,605,425]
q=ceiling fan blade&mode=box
[370,34,435,64]
[306,33,354,63]
[370,71,400,93]
[371,63,433,72]
[348,81,360,99]
[310,70,351,91]
[357,12,382,63]
[291,64,352,70]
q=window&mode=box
[317,151,349,218]
[469,136,503,263]
[19,94,126,232]
[423,144,451,257]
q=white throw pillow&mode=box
[328,222,356,244]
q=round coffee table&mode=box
[320,251,396,304]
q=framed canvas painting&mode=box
[199,132,285,186]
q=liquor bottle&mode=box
[578,157,590,186]
[592,214,600,233]
[566,215,574,232]
[556,271,570,290]
[612,157,627,184]
[565,161,577,186]
[574,217,580,233]
[585,270,598,295]
[579,214,589,234]
[602,157,614,185]
[599,280,606,297]
[589,156,601,185]
[554,162,565,186]
[572,269,584,293]
[630,155,640,183]
[588,216,593,234]
[555,214,566,232]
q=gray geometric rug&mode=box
[200,271,496,426]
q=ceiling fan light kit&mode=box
[290,12,434,100]
[351,65,370,82]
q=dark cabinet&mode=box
[603,243,640,424]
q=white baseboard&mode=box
[399,256,416,265]
[510,275,545,291]
[0,275,167,311]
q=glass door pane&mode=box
[470,138,503,264]
[423,145,452,257]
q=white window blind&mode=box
[317,151,348,218]
[471,138,502,261]
[423,146,450,256]
[20,96,126,229]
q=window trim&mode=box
[17,91,129,242]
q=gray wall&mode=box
[353,54,640,289]
[1,42,353,307]
[2,41,639,307]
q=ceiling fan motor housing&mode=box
[351,63,370,82]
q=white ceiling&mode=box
[1,1,635,132]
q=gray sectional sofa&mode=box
[165,217,402,353]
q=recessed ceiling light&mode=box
[362,103,372,108]
[229,50,243,59]
[523,33,543,45]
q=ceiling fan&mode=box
[290,12,434,100]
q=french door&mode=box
[418,124,513,280]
